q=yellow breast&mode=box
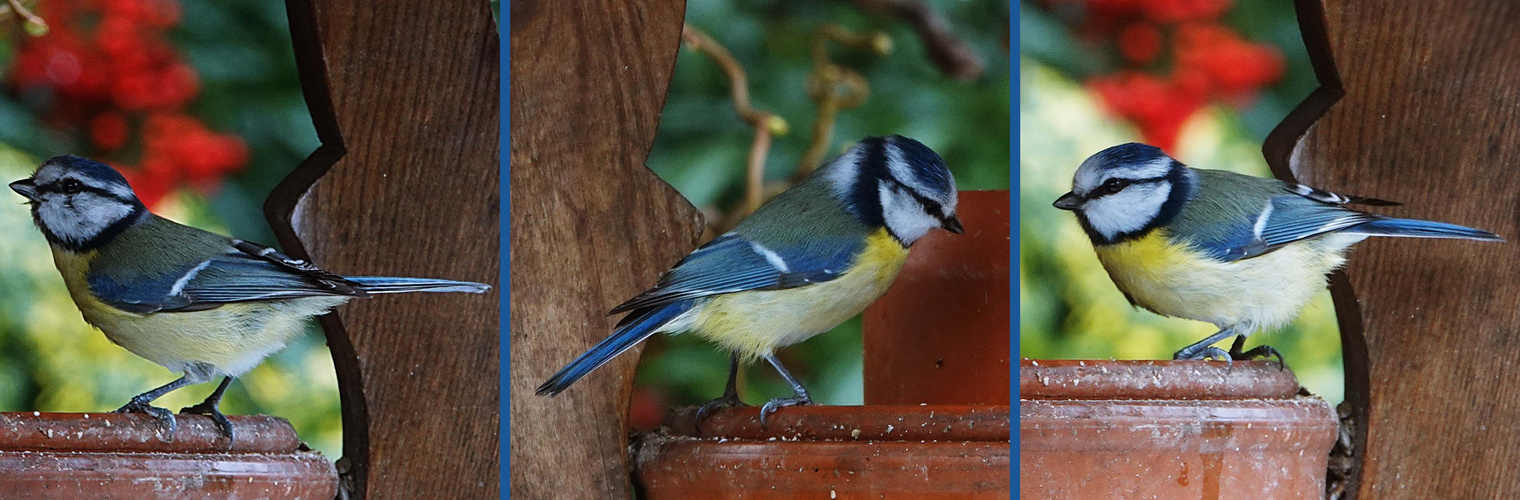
[686,228,909,359]
[1092,230,1346,331]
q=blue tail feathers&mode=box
[1350,218,1504,241]
[347,276,491,294]
[536,301,694,396]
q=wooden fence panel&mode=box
[1267,1,1520,497]
[269,0,501,498]
[508,1,699,498]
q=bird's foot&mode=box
[116,400,177,435]
[1232,344,1286,370]
[695,393,748,423]
[1173,345,1232,366]
[759,394,812,429]
[180,402,235,441]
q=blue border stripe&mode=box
[1009,1,1021,494]
[499,4,510,498]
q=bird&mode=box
[9,155,490,440]
[535,135,963,426]
[1053,143,1501,363]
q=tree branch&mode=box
[681,25,788,218]
[842,0,984,81]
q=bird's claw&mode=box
[1174,346,1232,366]
[180,402,235,441]
[116,400,177,435]
[1234,344,1287,370]
[758,394,812,429]
[695,393,747,423]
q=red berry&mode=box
[89,112,130,150]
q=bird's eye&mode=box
[57,179,83,194]
[1102,178,1127,194]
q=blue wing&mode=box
[609,232,863,314]
[89,240,363,314]
[1184,193,1378,262]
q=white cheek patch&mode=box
[1082,182,1172,239]
[879,184,939,244]
[37,192,137,244]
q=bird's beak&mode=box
[1053,192,1083,211]
[942,215,964,234]
[9,179,37,202]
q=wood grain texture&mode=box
[270,0,500,498]
[1268,1,1520,497]
[508,0,698,498]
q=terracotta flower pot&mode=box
[632,190,1013,498]
[0,412,337,497]
[1020,359,1338,499]
[864,190,1011,405]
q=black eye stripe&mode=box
[884,176,948,221]
[36,181,136,204]
[1084,175,1167,201]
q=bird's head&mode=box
[10,155,147,251]
[822,135,962,245]
[1053,142,1194,244]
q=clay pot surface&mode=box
[864,189,1010,405]
[0,412,337,498]
[636,405,1011,499]
[1020,359,1338,499]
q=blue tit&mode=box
[536,135,963,424]
[1054,143,1501,363]
[9,155,489,438]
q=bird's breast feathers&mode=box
[683,228,909,358]
[1092,229,1347,330]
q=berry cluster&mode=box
[1045,0,1285,152]
[9,0,249,208]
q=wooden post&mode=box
[269,0,500,498]
[1265,1,1520,497]
[508,1,698,498]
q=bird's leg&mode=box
[180,376,236,440]
[758,354,813,429]
[1173,326,1237,364]
[696,353,748,423]
[116,375,194,434]
[1229,336,1286,370]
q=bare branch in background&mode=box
[681,25,788,229]
[3,0,48,36]
[794,24,888,183]
[843,0,984,81]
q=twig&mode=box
[4,0,46,36]
[812,24,893,68]
[681,25,788,218]
[794,24,885,182]
[842,0,984,81]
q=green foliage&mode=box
[638,0,1012,407]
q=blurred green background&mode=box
[0,0,340,455]
[633,0,1011,425]
[1019,0,1344,403]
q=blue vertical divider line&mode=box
[1008,1,1021,495]
[499,3,510,498]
